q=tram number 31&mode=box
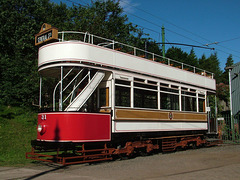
[41,114,47,120]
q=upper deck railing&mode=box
[58,31,214,79]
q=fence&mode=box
[218,113,240,144]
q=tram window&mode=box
[171,85,179,89]
[148,80,157,85]
[134,82,157,90]
[198,94,205,98]
[160,87,179,93]
[160,83,169,87]
[198,98,205,112]
[115,79,131,86]
[99,88,109,107]
[134,89,157,109]
[181,96,197,112]
[160,93,179,110]
[115,86,130,107]
[181,91,196,96]
[134,77,145,82]
[181,87,188,91]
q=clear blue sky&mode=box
[53,0,240,70]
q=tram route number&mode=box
[41,114,47,120]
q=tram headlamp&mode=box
[37,124,43,133]
[37,124,46,134]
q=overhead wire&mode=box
[125,11,205,46]
[65,0,240,59]
[120,0,240,59]
[218,36,240,44]
[120,0,211,43]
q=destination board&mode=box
[35,23,58,46]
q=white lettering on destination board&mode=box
[37,31,52,43]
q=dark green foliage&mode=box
[222,54,234,84]
[0,0,44,106]
[0,0,142,107]
[186,48,198,67]
[166,47,188,63]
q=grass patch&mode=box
[0,105,37,166]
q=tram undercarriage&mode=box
[26,131,221,165]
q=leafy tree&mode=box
[0,0,143,107]
[222,54,234,84]
[0,0,40,106]
[67,0,138,43]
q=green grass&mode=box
[0,105,37,166]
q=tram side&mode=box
[35,40,216,144]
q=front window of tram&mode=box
[39,67,99,113]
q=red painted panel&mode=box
[37,112,111,142]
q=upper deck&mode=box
[38,32,216,91]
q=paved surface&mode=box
[1,144,240,180]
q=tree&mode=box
[199,54,207,70]
[186,48,198,67]
[222,54,234,84]
[67,0,138,43]
[198,53,222,83]
[0,0,41,106]
[0,0,143,107]
[165,47,188,63]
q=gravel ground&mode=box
[1,144,240,180]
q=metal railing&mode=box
[53,67,90,111]
[58,31,214,79]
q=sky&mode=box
[52,0,240,70]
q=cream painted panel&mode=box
[114,121,207,132]
[39,42,114,66]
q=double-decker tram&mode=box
[26,24,219,165]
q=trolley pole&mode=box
[161,26,165,58]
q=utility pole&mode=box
[225,66,235,141]
[161,25,165,58]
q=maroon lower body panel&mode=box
[37,112,111,142]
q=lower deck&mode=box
[36,112,207,143]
